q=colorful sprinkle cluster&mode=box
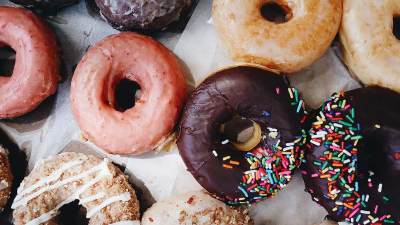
[304,92,396,224]
[221,87,308,205]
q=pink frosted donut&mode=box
[71,32,187,155]
[0,6,60,119]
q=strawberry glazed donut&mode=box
[71,32,187,155]
[0,7,60,119]
[212,0,342,73]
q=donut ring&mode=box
[212,0,342,73]
[71,32,187,155]
[340,0,400,93]
[0,145,12,212]
[0,6,60,119]
[177,65,308,205]
[12,152,140,225]
[302,87,400,224]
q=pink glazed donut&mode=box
[0,7,60,119]
[71,32,187,155]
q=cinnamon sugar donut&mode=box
[212,0,342,73]
[0,7,60,119]
[0,145,12,212]
[340,0,400,93]
[12,152,140,225]
[71,32,187,155]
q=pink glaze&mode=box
[71,33,187,155]
[0,7,60,118]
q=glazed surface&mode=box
[0,7,60,119]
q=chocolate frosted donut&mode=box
[9,0,78,13]
[95,0,193,31]
[177,65,308,205]
[302,87,400,224]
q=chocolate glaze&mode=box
[302,87,400,224]
[9,0,78,13]
[177,66,304,204]
[94,0,192,31]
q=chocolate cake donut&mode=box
[94,0,193,31]
[302,87,400,224]
[177,65,308,205]
[9,0,78,13]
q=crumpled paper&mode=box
[0,0,361,224]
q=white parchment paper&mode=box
[0,0,362,224]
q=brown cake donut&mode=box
[94,0,193,31]
[12,152,140,225]
[0,145,12,212]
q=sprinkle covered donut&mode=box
[177,65,308,205]
[0,7,60,119]
[71,32,187,155]
[12,152,140,225]
[340,0,400,93]
[302,87,400,224]
[212,0,342,73]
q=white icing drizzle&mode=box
[79,192,106,204]
[15,159,84,199]
[109,221,141,225]
[12,159,109,209]
[86,192,131,218]
[23,160,111,225]
[0,180,8,191]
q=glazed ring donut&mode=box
[177,65,308,205]
[340,0,400,93]
[0,145,12,212]
[212,0,342,73]
[71,32,187,155]
[0,7,60,119]
[12,152,140,225]
[142,191,253,224]
[94,0,193,31]
[302,87,400,224]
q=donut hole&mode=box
[114,79,141,112]
[0,46,16,77]
[393,16,400,40]
[58,200,89,225]
[260,2,292,23]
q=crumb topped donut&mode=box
[0,7,60,119]
[177,65,308,205]
[0,145,12,212]
[95,0,193,31]
[71,32,187,155]
[212,0,342,73]
[142,191,253,225]
[302,87,400,224]
[340,0,400,93]
[12,152,140,225]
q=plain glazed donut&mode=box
[71,32,187,155]
[12,152,140,225]
[340,0,400,93]
[212,0,342,73]
[177,65,308,205]
[142,191,253,225]
[302,87,400,224]
[0,7,60,119]
[0,145,12,212]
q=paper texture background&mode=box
[0,0,361,224]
